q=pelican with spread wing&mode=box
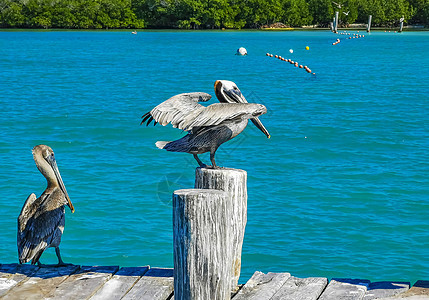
[141,80,270,168]
[18,145,74,266]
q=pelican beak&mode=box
[49,156,75,213]
[251,117,271,139]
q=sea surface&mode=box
[0,30,428,284]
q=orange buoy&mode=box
[299,65,303,68]
[275,55,278,58]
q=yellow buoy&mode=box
[305,46,310,50]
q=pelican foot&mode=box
[56,262,73,267]
[37,262,73,268]
[209,165,222,169]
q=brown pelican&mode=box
[18,145,75,267]
[141,80,270,168]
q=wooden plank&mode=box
[89,266,149,300]
[318,278,370,300]
[0,264,20,297]
[122,267,174,300]
[232,271,291,300]
[363,281,410,300]
[391,280,429,299]
[271,276,328,300]
[0,264,39,297]
[2,265,79,300]
[46,265,119,300]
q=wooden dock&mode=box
[0,263,427,299]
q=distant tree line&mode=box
[0,0,428,29]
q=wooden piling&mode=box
[173,188,233,300]
[334,11,339,33]
[195,167,247,290]
[399,16,404,32]
[367,15,372,32]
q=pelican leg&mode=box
[210,151,218,169]
[193,154,207,168]
[55,247,72,267]
[35,248,71,268]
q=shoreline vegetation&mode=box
[0,0,428,30]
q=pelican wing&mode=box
[141,92,212,127]
[18,193,37,234]
[17,190,65,264]
[183,103,267,132]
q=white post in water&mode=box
[399,16,404,32]
[195,168,247,291]
[367,15,372,32]
[334,11,339,33]
[173,189,233,300]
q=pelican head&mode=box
[214,80,271,138]
[32,145,75,213]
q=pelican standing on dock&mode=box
[18,145,75,266]
[141,80,270,168]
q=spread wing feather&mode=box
[142,92,266,132]
[141,92,212,127]
[183,103,266,131]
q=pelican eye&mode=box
[47,152,55,160]
[232,87,241,96]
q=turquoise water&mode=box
[0,30,428,284]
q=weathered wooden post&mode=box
[173,189,233,300]
[367,15,372,32]
[195,168,247,291]
[334,11,339,33]
[399,16,404,32]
